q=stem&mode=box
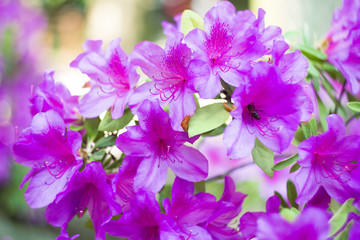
[205,162,254,182]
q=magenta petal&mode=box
[134,156,168,193]
[168,145,208,182]
[78,88,115,118]
[168,91,196,131]
[223,119,256,158]
[115,126,152,157]
[25,165,80,208]
[111,89,133,119]
[130,41,165,78]
[295,167,320,205]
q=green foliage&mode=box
[201,124,226,137]
[273,154,299,171]
[252,139,274,178]
[94,136,116,149]
[181,10,204,35]
[188,103,230,138]
[98,109,134,132]
[289,163,301,173]
[301,117,317,139]
[85,117,100,141]
[194,180,205,193]
[280,208,299,222]
[275,191,289,209]
[286,180,298,209]
[297,45,327,61]
[347,101,360,113]
[329,198,354,236]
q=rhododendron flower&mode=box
[116,99,208,193]
[55,229,79,240]
[324,0,360,93]
[256,207,330,240]
[204,176,247,240]
[295,114,360,209]
[223,63,312,158]
[185,1,282,98]
[239,195,281,240]
[30,70,79,123]
[129,33,209,131]
[162,13,182,39]
[45,161,122,240]
[163,177,218,239]
[71,38,139,119]
[270,40,308,84]
[110,156,141,211]
[13,110,82,208]
[104,190,180,240]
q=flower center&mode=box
[245,102,281,137]
[315,152,358,180]
[149,73,186,101]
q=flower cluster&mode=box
[11,0,360,239]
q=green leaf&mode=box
[85,117,100,141]
[94,136,116,149]
[188,103,230,137]
[158,184,172,211]
[275,191,289,208]
[329,198,354,236]
[69,125,84,131]
[98,108,134,132]
[181,10,204,35]
[273,154,299,171]
[286,180,298,209]
[316,94,328,131]
[280,208,299,222]
[252,138,274,178]
[301,117,317,139]
[297,44,327,61]
[93,149,106,161]
[83,218,94,230]
[347,102,360,113]
[291,127,305,146]
[334,220,353,240]
[307,61,320,92]
[289,163,301,173]
[194,180,205,193]
[201,124,226,137]
[329,198,342,213]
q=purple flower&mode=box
[13,110,83,208]
[270,40,308,84]
[223,63,312,158]
[325,0,360,93]
[30,70,79,123]
[104,190,180,240]
[116,99,208,193]
[0,142,12,185]
[45,161,122,240]
[71,38,139,119]
[204,176,247,240]
[185,1,282,98]
[295,114,360,209]
[129,33,209,131]
[111,156,141,211]
[163,177,218,240]
[55,229,79,240]
[256,207,330,240]
[162,13,182,39]
[239,195,281,240]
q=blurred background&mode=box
[0,0,341,239]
